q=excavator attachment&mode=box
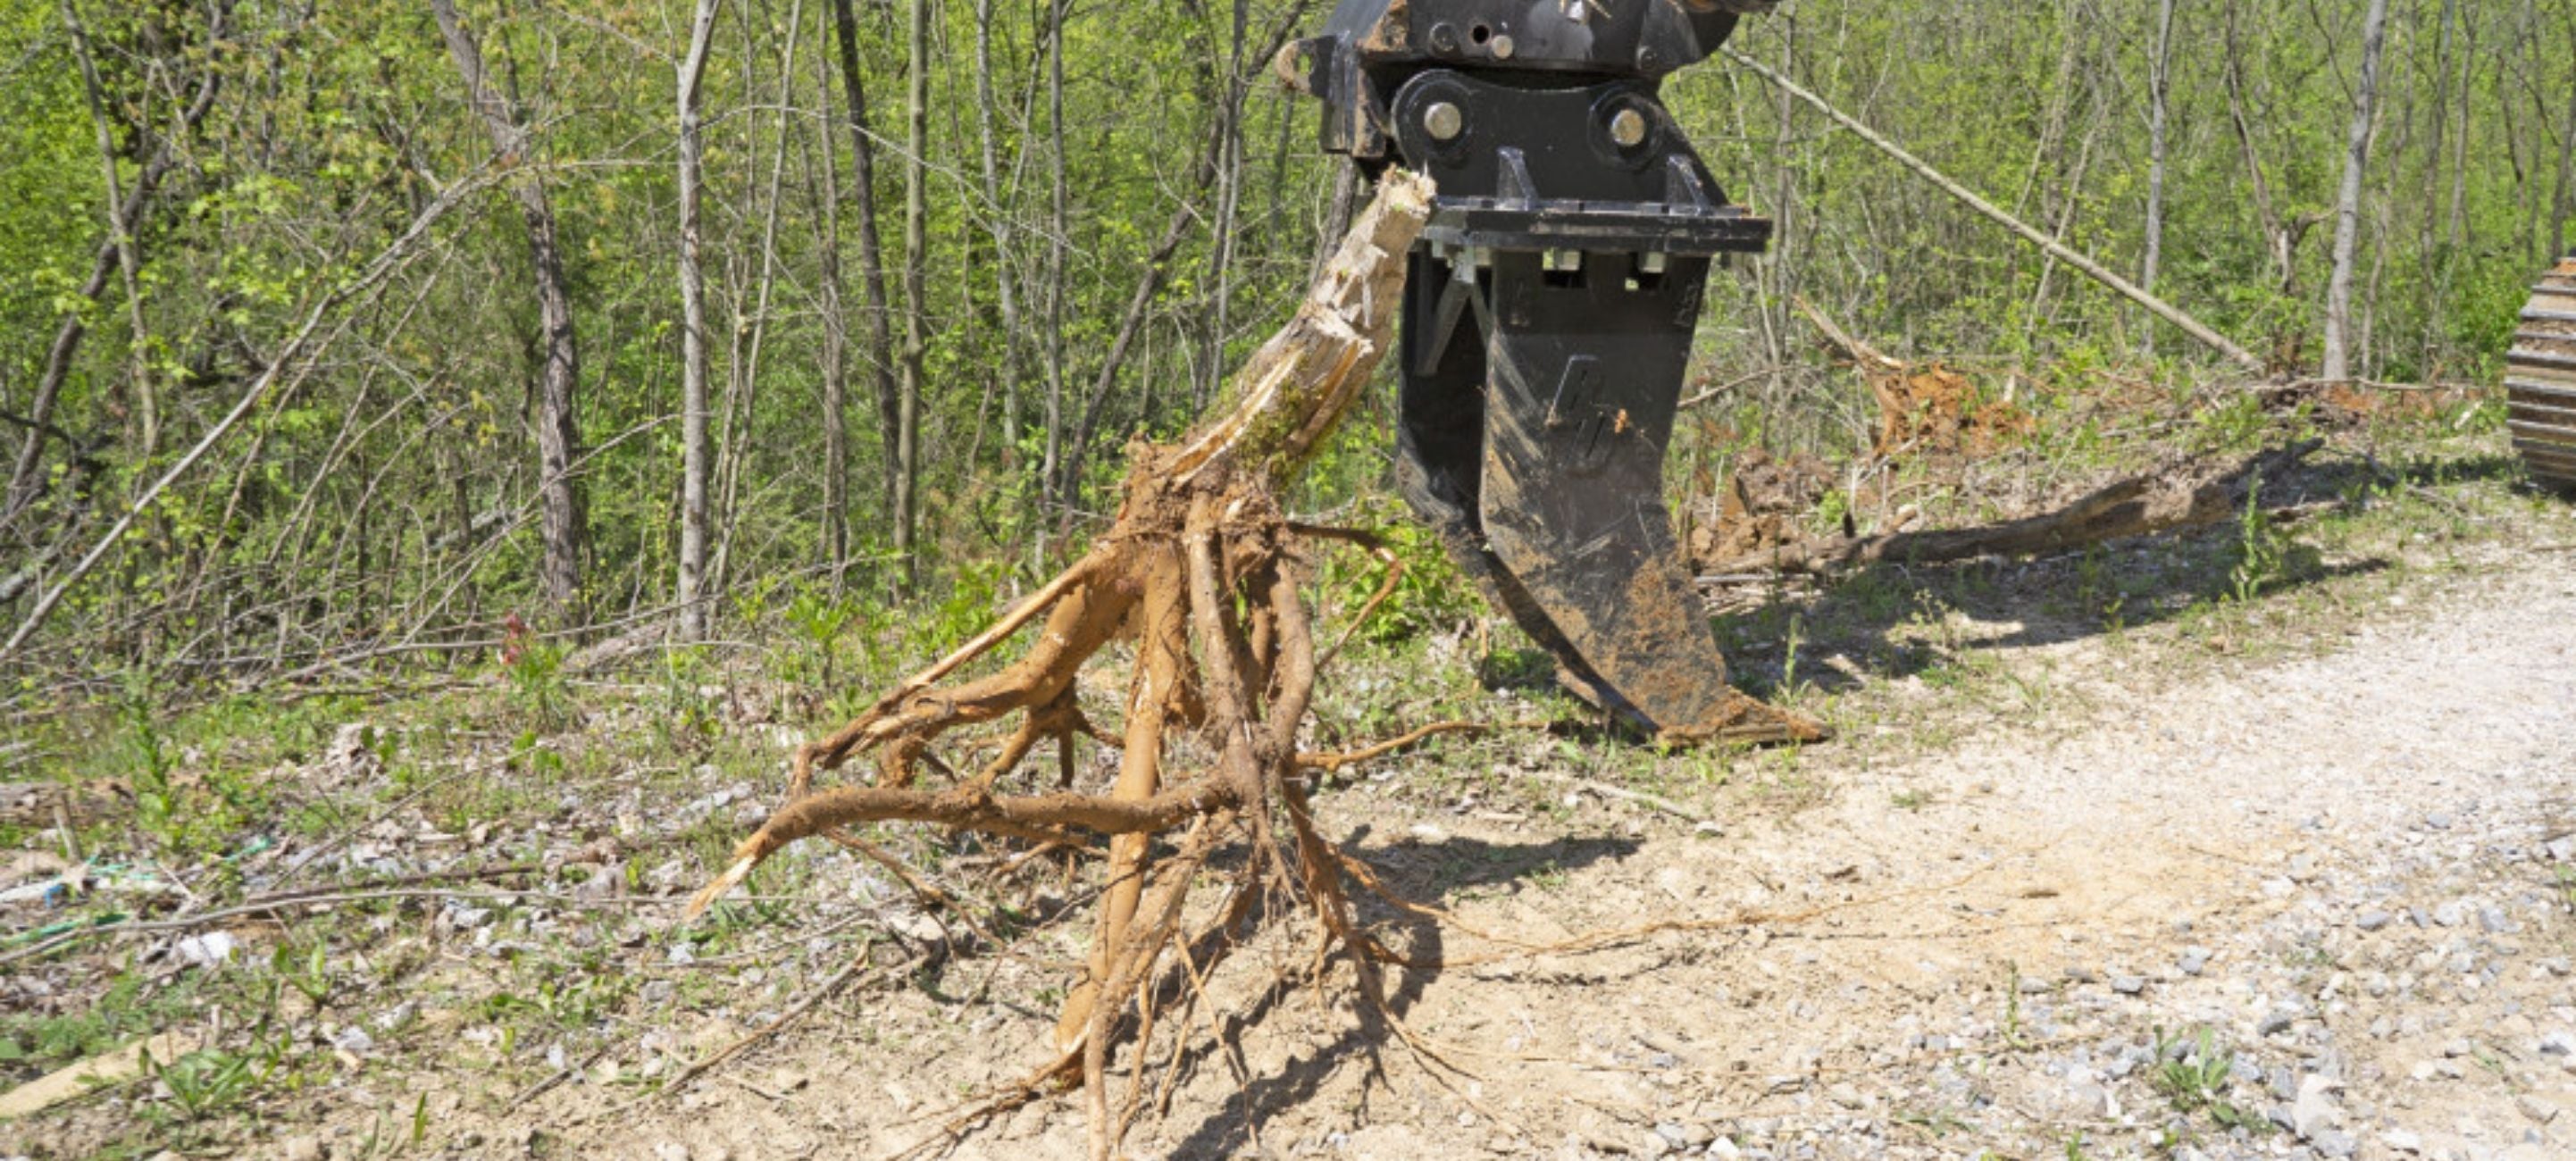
[2508,258,2576,491]
[1283,2,1820,741]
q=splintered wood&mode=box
[688,171,1437,1161]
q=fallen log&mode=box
[1699,440,2323,577]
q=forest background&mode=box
[0,0,2547,691]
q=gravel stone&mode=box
[2356,909,2396,932]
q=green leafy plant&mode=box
[2228,475,2289,605]
[500,617,573,732]
[2151,1026,2262,1132]
[152,1047,271,1122]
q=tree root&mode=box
[689,171,1440,1161]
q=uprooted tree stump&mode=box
[689,171,1445,1159]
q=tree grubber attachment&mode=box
[1281,0,1821,742]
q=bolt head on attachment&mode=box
[1610,108,1651,148]
[1424,101,1465,142]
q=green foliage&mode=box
[2227,476,2291,605]
[2150,1026,2265,1133]
[0,0,2560,683]
[1327,502,1482,647]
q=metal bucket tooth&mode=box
[1395,250,1823,745]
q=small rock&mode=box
[2517,1094,2559,1125]
[279,1137,326,1161]
[2179,947,2212,976]
[2261,1009,2297,1037]
[2269,1067,2299,1101]
[1706,1140,1744,1161]
[177,931,239,969]
[1827,1082,1865,1110]
[1653,1123,1690,1148]
[330,1026,375,1055]
[2293,1073,2341,1139]
[652,1145,690,1161]
[2539,1031,2576,1057]
[2480,907,2513,934]
[2112,975,2146,996]
[2356,910,2395,932]
[2433,902,2467,928]
[1637,1131,1671,1157]
[2313,1129,2359,1157]
[2384,1129,2423,1153]
[2424,812,2454,830]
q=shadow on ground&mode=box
[1704,449,2527,697]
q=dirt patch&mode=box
[1690,448,1837,572]
[1867,361,2036,460]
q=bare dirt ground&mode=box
[8,458,2574,1161]
[527,526,2571,1159]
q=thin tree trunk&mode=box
[2141,0,2174,347]
[675,0,721,639]
[894,0,931,586]
[828,0,902,551]
[812,1,850,578]
[2421,0,2456,368]
[2321,0,2393,384]
[711,0,804,597]
[1039,0,1069,562]
[60,0,157,463]
[431,0,589,617]
[1199,0,1250,411]
[971,0,1023,477]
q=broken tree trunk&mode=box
[1699,441,2323,578]
[690,171,1436,1161]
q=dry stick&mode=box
[819,827,1000,948]
[0,882,712,968]
[1519,767,1710,823]
[615,949,921,1116]
[1298,718,1546,773]
[1720,47,2264,374]
[1301,716,1702,825]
